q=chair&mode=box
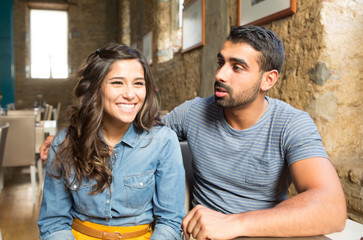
[54,102,61,122]
[180,141,194,212]
[7,110,35,116]
[7,109,41,122]
[0,115,39,203]
[0,122,9,193]
[43,104,53,121]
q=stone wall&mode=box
[125,0,363,223]
[319,0,363,223]
[266,0,363,223]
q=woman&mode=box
[38,43,185,240]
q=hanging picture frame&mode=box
[239,0,296,26]
[142,31,153,65]
[182,0,205,53]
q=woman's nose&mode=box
[122,85,135,99]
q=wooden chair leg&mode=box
[0,168,3,193]
[30,165,36,204]
[37,158,44,190]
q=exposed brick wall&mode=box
[13,0,118,127]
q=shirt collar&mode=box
[99,123,140,148]
[120,123,139,148]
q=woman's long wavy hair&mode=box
[50,43,161,194]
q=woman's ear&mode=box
[260,70,279,91]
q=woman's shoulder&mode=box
[52,127,68,145]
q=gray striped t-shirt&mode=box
[162,96,329,214]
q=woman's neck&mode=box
[102,121,130,147]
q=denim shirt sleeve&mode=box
[151,128,186,239]
[38,130,74,239]
[41,230,75,240]
[151,223,182,240]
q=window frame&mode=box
[27,2,69,80]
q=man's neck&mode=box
[223,96,268,130]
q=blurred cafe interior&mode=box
[0,0,362,239]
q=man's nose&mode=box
[215,64,229,83]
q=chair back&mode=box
[7,110,35,117]
[180,141,194,211]
[46,105,53,120]
[0,122,10,169]
[0,116,35,167]
[43,104,54,120]
[54,102,61,122]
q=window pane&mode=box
[30,9,68,79]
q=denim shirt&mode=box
[38,124,186,240]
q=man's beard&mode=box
[214,80,261,109]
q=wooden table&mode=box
[233,219,363,239]
[188,219,363,240]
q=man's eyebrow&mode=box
[230,57,248,68]
[217,52,249,69]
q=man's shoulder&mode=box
[169,95,216,116]
[267,97,306,116]
[267,97,316,131]
[182,95,215,107]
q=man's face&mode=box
[214,41,263,109]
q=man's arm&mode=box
[182,157,346,240]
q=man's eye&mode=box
[217,60,224,69]
[233,65,243,71]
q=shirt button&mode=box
[106,200,110,204]
[73,184,77,189]
[114,154,118,157]
[139,182,143,186]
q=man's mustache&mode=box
[214,81,232,94]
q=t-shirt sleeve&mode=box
[161,98,198,140]
[283,112,329,166]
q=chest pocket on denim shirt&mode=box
[67,178,95,213]
[124,172,154,209]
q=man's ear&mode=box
[260,70,278,91]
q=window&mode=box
[30,9,68,79]
[179,0,184,28]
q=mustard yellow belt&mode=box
[71,218,153,240]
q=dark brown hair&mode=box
[50,43,161,194]
[227,25,285,73]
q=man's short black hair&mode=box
[226,25,285,73]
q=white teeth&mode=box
[117,103,135,109]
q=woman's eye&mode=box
[111,81,123,85]
[135,81,145,86]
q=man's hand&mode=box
[39,135,55,161]
[182,205,240,240]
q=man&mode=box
[41,25,346,240]
[162,25,346,240]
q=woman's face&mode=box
[102,59,146,127]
